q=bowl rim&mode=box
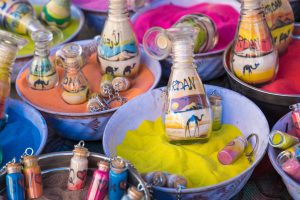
[223,42,300,99]
[103,85,270,194]
[16,0,85,59]
[15,39,162,117]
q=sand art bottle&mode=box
[143,26,213,144]
[277,149,300,182]
[0,30,27,130]
[290,103,300,137]
[0,0,62,43]
[109,157,128,200]
[41,0,71,28]
[231,0,279,85]
[121,186,144,200]
[5,160,25,200]
[262,0,294,54]
[97,0,141,77]
[269,130,299,149]
[60,43,89,105]
[68,141,89,191]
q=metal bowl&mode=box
[0,152,151,199]
[223,43,300,124]
[294,22,300,39]
[290,0,300,22]
[268,111,300,199]
[15,40,162,141]
[103,86,269,200]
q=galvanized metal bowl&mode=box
[103,86,269,200]
[0,98,48,167]
[131,0,240,81]
[223,43,300,123]
[268,111,300,199]
[15,40,161,141]
[0,152,151,199]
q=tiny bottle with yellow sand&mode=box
[143,26,213,144]
[231,0,279,85]
[27,30,58,90]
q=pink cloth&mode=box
[72,0,109,12]
[133,3,240,51]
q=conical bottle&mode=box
[27,30,58,90]
[262,0,294,54]
[0,30,27,130]
[41,0,71,28]
[143,26,213,144]
[97,0,141,78]
[231,0,279,85]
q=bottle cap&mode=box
[290,103,300,111]
[167,175,187,188]
[98,160,110,172]
[111,157,127,174]
[127,186,144,200]
[23,155,39,167]
[7,162,22,174]
[73,141,89,157]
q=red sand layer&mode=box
[133,3,240,52]
[16,54,155,113]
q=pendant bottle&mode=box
[98,0,141,77]
[231,0,279,85]
[86,160,110,200]
[290,103,300,137]
[121,186,144,200]
[6,162,25,200]
[22,155,43,199]
[0,0,63,42]
[143,26,213,144]
[67,140,89,191]
[41,0,71,28]
[60,43,89,105]
[262,0,294,54]
[0,30,27,130]
[27,30,58,90]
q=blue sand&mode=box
[0,108,40,168]
[99,42,138,58]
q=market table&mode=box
[10,17,293,200]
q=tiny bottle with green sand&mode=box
[143,26,213,144]
[27,30,58,90]
[41,0,71,28]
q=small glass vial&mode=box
[174,14,218,53]
[143,26,213,144]
[112,77,131,92]
[143,171,168,187]
[60,44,89,105]
[209,93,222,131]
[100,74,114,98]
[277,150,300,182]
[27,30,58,90]
[22,155,43,199]
[41,0,71,28]
[0,30,27,130]
[67,140,89,191]
[98,0,141,77]
[86,160,110,200]
[166,174,187,189]
[290,103,300,137]
[6,161,26,200]
[217,136,248,165]
[121,186,144,200]
[269,130,299,150]
[109,157,128,200]
[231,0,279,85]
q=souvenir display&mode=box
[67,140,89,191]
[109,157,128,200]
[143,26,213,144]
[290,103,300,137]
[121,186,144,200]
[209,92,222,131]
[27,30,58,90]
[5,159,25,200]
[0,30,27,130]
[231,0,279,85]
[98,0,141,78]
[269,130,299,149]
[41,0,71,28]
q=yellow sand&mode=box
[272,133,282,145]
[116,117,252,188]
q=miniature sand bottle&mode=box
[0,0,63,43]
[41,0,71,28]
[143,26,213,144]
[262,0,294,54]
[0,30,27,130]
[27,30,58,90]
[97,0,141,77]
[60,43,89,105]
[290,103,300,137]
[231,0,279,85]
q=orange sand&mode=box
[16,53,155,113]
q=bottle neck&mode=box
[171,40,194,68]
[65,61,81,75]
[108,0,129,21]
[34,41,50,58]
[241,0,264,18]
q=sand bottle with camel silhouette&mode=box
[231,0,279,85]
[143,26,213,144]
[97,0,141,78]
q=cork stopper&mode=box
[111,157,127,174]
[209,95,222,106]
[73,141,89,157]
[23,155,39,167]
[167,175,187,188]
[127,186,144,200]
[98,160,110,172]
[7,163,22,174]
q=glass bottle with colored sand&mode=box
[60,43,89,105]
[0,30,27,130]
[231,0,279,85]
[27,30,58,90]
[97,0,141,77]
[143,26,213,144]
